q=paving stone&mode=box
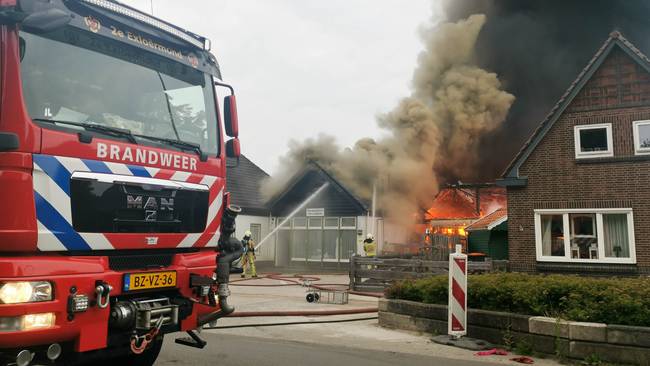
[529,316,569,338]
[386,299,447,320]
[378,298,389,312]
[570,341,650,366]
[568,321,606,342]
[379,311,446,334]
[468,308,530,333]
[607,324,650,348]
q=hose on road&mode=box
[204,316,378,330]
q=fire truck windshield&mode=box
[19,30,219,155]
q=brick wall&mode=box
[508,48,650,273]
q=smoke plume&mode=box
[262,13,514,223]
[444,0,650,178]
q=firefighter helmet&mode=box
[244,230,252,239]
[366,233,374,240]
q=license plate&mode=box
[123,271,177,291]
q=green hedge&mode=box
[384,273,650,327]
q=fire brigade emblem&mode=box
[84,16,101,33]
[188,54,199,68]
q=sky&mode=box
[127,0,439,175]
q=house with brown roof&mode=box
[425,183,506,237]
[498,31,650,274]
[466,209,508,260]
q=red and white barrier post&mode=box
[448,244,468,339]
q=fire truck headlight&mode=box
[22,313,56,331]
[0,313,56,332]
[0,281,52,304]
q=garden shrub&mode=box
[384,273,650,327]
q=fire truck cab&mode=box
[0,0,243,365]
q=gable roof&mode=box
[501,31,650,182]
[226,154,270,215]
[267,161,368,213]
[465,208,507,232]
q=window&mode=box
[20,31,219,155]
[308,217,323,229]
[340,217,357,229]
[574,124,613,159]
[324,217,339,229]
[633,120,650,155]
[293,217,307,229]
[277,217,291,229]
[569,213,597,259]
[540,214,565,257]
[535,209,635,264]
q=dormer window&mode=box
[574,123,613,159]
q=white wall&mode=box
[235,214,273,261]
[356,215,385,255]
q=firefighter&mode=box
[363,233,376,257]
[424,228,432,245]
[240,230,257,278]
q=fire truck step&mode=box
[175,330,207,349]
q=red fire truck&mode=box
[0,0,245,365]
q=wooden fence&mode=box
[349,255,507,292]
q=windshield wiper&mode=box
[134,134,207,161]
[33,118,137,143]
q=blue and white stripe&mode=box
[33,154,167,251]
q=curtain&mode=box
[603,214,629,258]
[541,215,553,256]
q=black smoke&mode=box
[444,0,650,180]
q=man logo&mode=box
[126,195,174,222]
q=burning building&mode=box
[425,183,507,239]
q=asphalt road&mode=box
[157,332,501,366]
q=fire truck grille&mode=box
[109,253,174,271]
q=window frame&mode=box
[632,120,650,155]
[323,217,340,230]
[340,217,357,229]
[573,123,613,159]
[277,217,291,230]
[308,217,323,229]
[534,208,636,264]
[292,217,307,229]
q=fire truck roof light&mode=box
[81,0,207,49]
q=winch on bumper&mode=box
[110,297,180,331]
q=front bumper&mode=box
[0,251,219,352]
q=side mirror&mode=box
[225,138,240,158]
[224,95,238,138]
[21,8,71,34]
[0,132,19,152]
